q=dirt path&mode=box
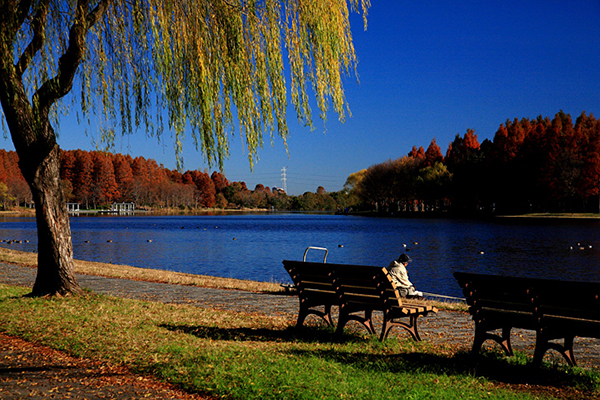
[0,332,211,400]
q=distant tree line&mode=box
[0,149,347,212]
[6,111,596,215]
[0,150,31,209]
[349,111,600,214]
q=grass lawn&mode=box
[1,284,599,399]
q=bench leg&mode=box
[322,304,334,326]
[335,307,349,335]
[472,324,513,357]
[336,308,375,336]
[499,327,514,356]
[380,315,421,341]
[533,332,549,367]
[364,310,375,334]
[296,302,334,329]
[533,333,577,367]
[561,335,577,366]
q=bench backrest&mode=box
[331,263,402,309]
[283,260,338,303]
[454,271,600,325]
[454,272,535,314]
[283,260,401,308]
[526,278,600,322]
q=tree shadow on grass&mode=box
[159,322,368,344]
[159,322,599,397]
[287,347,599,397]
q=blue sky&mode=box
[3,1,600,195]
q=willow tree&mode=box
[0,0,369,296]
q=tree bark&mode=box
[28,143,82,297]
[0,104,82,296]
[0,3,83,296]
[0,79,82,296]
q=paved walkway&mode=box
[1,262,599,371]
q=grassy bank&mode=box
[0,247,283,293]
[2,284,598,399]
[0,246,462,311]
[499,213,600,219]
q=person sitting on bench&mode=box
[388,254,423,298]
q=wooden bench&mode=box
[283,260,437,341]
[454,271,600,366]
[282,261,338,328]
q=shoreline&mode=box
[0,247,463,311]
[498,212,600,219]
[0,207,273,217]
[3,208,600,219]
[0,247,284,294]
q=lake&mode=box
[1,213,599,298]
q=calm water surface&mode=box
[1,213,599,297]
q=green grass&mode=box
[0,284,597,399]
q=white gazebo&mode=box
[110,202,136,213]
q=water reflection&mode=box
[1,214,599,297]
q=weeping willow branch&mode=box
[16,1,49,78]
[9,0,370,170]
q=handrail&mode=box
[303,246,328,263]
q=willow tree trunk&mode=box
[26,143,82,297]
[0,49,82,298]
[0,1,105,296]
[0,77,82,296]
[0,105,82,297]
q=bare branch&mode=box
[15,0,49,78]
[16,0,34,33]
[86,0,111,27]
[34,0,111,117]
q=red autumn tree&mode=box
[575,112,600,210]
[192,171,216,208]
[113,154,135,202]
[542,111,580,210]
[73,150,94,208]
[408,145,425,160]
[60,150,77,183]
[211,171,230,193]
[424,138,443,167]
[0,150,9,184]
[445,129,482,212]
[91,151,119,206]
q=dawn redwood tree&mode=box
[193,171,217,208]
[59,150,76,183]
[445,129,482,213]
[91,151,119,206]
[0,0,368,296]
[575,113,600,211]
[423,138,443,167]
[0,151,8,184]
[113,154,135,202]
[73,150,93,208]
[211,171,230,194]
[408,145,425,160]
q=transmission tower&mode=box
[281,167,287,194]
